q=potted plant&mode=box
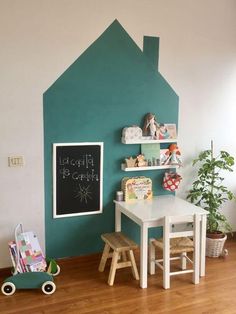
[187,141,235,257]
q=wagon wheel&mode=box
[1,282,16,296]
[41,281,56,295]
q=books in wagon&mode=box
[8,231,47,273]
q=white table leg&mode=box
[140,223,148,289]
[115,205,121,232]
[200,214,207,276]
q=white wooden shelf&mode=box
[121,164,178,172]
[121,137,177,144]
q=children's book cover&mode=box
[122,177,152,201]
[141,143,160,165]
[158,124,177,139]
[17,232,47,272]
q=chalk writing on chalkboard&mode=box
[74,184,92,203]
[53,142,103,218]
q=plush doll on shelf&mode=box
[136,154,147,167]
[142,113,159,139]
[164,144,182,166]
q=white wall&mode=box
[0,0,235,268]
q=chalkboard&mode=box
[53,142,103,218]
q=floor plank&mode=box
[0,239,236,314]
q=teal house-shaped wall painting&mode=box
[44,20,179,258]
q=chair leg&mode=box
[121,251,127,262]
[163,223,170,289]
[108,251,119,286]
[128,249,139,280]
[180,252,187,270]
[149,240,156,275]
[193,252,200,285]
[98,243,111,272]
[163,253,170,289]
[193,214,200,284]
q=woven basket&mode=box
[206,234,227,257]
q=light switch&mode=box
[8,156,24,167]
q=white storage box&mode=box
[122,126,142,141]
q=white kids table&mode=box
[114,195,208,289]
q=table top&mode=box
[114,195,208,224]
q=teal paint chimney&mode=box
[143,36,160,70]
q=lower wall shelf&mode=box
[121,164,178,171]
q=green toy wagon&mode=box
[1,223,60,296]
[1,271,56,295]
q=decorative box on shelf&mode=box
[122,126,143,141]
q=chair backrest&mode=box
[163,214,200,251]
[164,214,200,241]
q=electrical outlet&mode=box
[8,156,24,167]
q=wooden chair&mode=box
[98,232,139,286]
[149,214,200,289]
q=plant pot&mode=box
[206,234,227,257]
[206,231,225,239]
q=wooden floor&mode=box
[1,239,236,314]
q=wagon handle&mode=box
[13,223,24,275]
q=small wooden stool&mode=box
[98,232,139,286]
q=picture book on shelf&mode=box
[158,124,177,140]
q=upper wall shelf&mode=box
[121,137,177,144]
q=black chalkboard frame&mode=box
[53,142,104,218]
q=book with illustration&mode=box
[9,231,47,273]
[122,177,152,201]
